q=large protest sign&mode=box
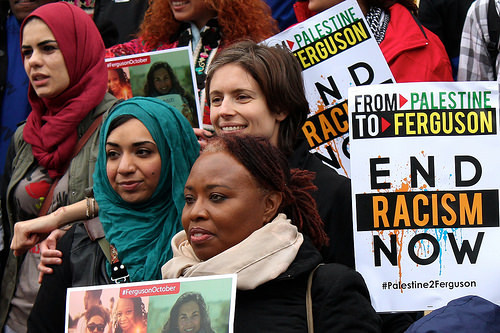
[349,81,500,312]
[66,275,236,333]
[105,47,202,128]
[263,0,394,177]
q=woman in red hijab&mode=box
[0,3,116,331]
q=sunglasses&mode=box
[87,323,105,332]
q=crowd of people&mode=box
[0,0,498,332]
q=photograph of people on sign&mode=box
[105,48,201,128]
[66,289,148,333]
[65,275,236,333]
[348,81,500,312]
[263,0,394,177]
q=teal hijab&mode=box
[93,97,199,282]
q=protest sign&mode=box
[105,47,202,128]
[264,0,394,177]
[349,81,500,312]
[65,274,236,333]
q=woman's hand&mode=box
[37,229,66,283]
[193,128,214,150]
[11,199,91,257]
[11,213,62,256]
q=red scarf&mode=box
[20,3,107,178]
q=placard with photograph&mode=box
[65,274,236,333]
[105,47,202,128]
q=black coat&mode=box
[288,135,354,267]
[234,238,381,332]
[288,137,417,332]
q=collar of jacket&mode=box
[379,3,430,62]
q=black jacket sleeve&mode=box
[313,263,382,332]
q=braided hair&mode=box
[203,135,329,249]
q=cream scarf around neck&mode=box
[161,214,304,290]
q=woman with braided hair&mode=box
[162,135,381,332]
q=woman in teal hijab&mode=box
[94,97,199,282]
[25,97,200,332]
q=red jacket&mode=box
[380,3,453,82]
[294,2,453,82]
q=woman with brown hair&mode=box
[162,292,215,333]
[144,62,197,126]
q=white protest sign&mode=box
[264,0,394,177]
[349,81,500,312]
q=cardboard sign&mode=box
[66,274,236,333]
[105,47,202,128]
[349,81,500,312]
[264,0,394,177]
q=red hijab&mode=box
[20,2,107,178]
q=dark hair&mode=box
[85,305,110,326]
[162,292,215,333]
[144,62,177,96]
[111,68,130,85]
[144,62,196,111]
[203,135,329,249]
[206,40,309,156]
[114,297,147,333]
[86,289,103,299]
[107,114,137,136]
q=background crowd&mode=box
[0,0,498,332]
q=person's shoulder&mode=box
[105,38,177,58]
[290,137,350,188]
[387,3,412,16]
[305,154,351,192]
[314,263,361,284]
[13,122,28,150]
[311,263,382,332]
[97,93,118,114]
[471,0,491,11]
[463,0,490,22]
[105,38,146,57]
[312,263,372,300]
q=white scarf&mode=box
[161,214,304,290]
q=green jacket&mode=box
[0,93,117,328]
